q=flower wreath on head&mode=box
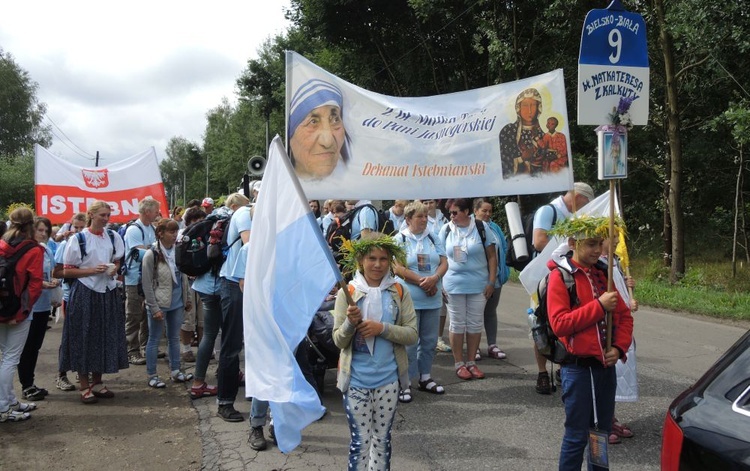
[548,215,626,241]
[338,233,408,278]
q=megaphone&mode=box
[247,156,266,176]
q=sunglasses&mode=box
[449,210,461,216]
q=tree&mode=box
[161,136,202,206]
[0,49,52,158]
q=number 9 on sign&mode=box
[608,29,622,64]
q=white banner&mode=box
[35,145,168,223]
[286,52,575,200]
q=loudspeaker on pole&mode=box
[247,156,266,176]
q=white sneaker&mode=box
[436,339,452,352]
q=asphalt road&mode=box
[4,282,748,470]
[194,282,750,470]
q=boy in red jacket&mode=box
[545,216,633,471]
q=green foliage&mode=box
[163,0,750,266]
[0,154,35,212]
[631,254,750,319]
[0,49,52,158]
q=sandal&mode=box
[90,383,115,399]
[398,388,413,403]
[190,382,218,399]
[171,371,194,383]
[418,378,445,395]
[80,386,98,404]
[612,418,634,438]
[148,376,166,389]
[487,344,507,360]
[475,349,482,361]
[608,432,622,445]
[0,408,30,422]
[10,401,37,412]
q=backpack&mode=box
[325,204,396,269]
[175,212,234,277]
[531,266,578,364]
[506,203,556,272]
[118,221,145,276]
[0,240,39,323]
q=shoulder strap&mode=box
[548,204,557,227]
[76,232,87,259]
[6,241,38,265]
[394,282,403,300]
[476,220,486,246]
[556,266,577,306]
[107,229,117,261]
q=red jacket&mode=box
[546,257,633,365]
[0,238,44,324]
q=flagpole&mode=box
[606,180,615,350]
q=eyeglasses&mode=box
[449,210,460,216]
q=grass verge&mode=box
[509,255,750,321]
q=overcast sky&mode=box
[0,1,292,166]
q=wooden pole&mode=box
[606,180,615,349]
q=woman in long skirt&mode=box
[61,201,127,404]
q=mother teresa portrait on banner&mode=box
[288,79,352,181]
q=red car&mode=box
[661,329,750,470]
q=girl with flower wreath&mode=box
[332,233,417,471]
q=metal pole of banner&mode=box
[182,171,186,206]
[95,151,99,167]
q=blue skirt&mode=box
[59,281,129,374]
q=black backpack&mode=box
[175,212,235,277]
[531,266,578,364]
[506,203,556,272]
[118,221,145,276]
[325,204,396,268]
[0,240,39,323]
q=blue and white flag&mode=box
[243,135,342,453]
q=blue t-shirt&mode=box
[439,218,494,294]
[31,244,54,314]
[124,220,156,286]
[351,206,377,240]
[395,232,445,309]
[192,271,221,296]
[55,239,71,302]
[532,196,568,233]
[220,206,252,281]
[349,291,399,390]
[230,243,250,281]
[160,246,184,311]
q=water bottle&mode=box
[190,239,199,252]
[526,307,536,330]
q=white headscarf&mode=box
[349,271,396,355]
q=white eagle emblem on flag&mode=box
[81,168,109,188]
